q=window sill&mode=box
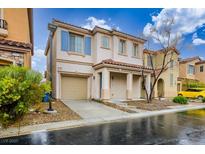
[67,51,86,57]
[132,56,141,59]
[118,53,128,57]
[100,46,111,50]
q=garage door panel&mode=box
[61,76,87,100]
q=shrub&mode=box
[0,66,44,127]
[40,81,51,94]
[173,96,188,104]
[202,97,205,103]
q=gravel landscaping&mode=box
[125,99,182,111]
[9,100,81,128]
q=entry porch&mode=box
[92,60,152,100]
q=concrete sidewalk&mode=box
[62,100,129,120]
[1,104,205,139]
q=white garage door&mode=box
[61,75,88,100]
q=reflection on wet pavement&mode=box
[1,109,205,145]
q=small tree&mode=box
[142,14,182,103]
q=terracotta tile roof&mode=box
[143,47,180,55]
[93,59,152,71]
[0,39,32,50]
[195,60,205,65]
[179,56,201,64]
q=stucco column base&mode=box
[101,89,110,100]
[126,89,133,100]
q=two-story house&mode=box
[143,48,180,98]
[178,56,205,90]
[45,19,152,101]
[195,60,205,83]
[0,8,33,67]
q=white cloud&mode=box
[193,38,205,45]
[143,8,205,46]
[192,32,205,45]
[32,47,46,75]
[82,16,120,31]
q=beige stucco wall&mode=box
[195,63,205,83]
[0,8,32,68]
[56,27,144,66]
[3,8,31,43]
[144,51,179,98]
[179,59,200,79]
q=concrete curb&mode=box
[1,104,205,139]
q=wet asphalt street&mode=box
[1,109,205,145]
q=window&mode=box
[170,73,174,86]
[61,30,69,51]
[119,39,126,54]
[101,36,109,48]
[147,55,153,67]
[170,60,174,69]
[133,43,139,57]
[70,33,84,53]
[200,65,204,72]
[188,65,195,75]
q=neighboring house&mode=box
[45,19,152,101]
[143,48,180,98]
[0,8,33,67]
[195,60,205,83]
[178,56,205,90]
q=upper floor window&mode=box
[61,30,91,55]
[101,36,109,49]
[200,65,204,72]
[119,39,126,54]
[170,73,174,86]
[133,43,139,57]
[147,55,153,67]
[170,60,174,69]
[70,33,84,53]
[188,64,195,75]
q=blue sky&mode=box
[33,8,205,73]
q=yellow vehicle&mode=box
[178,88,205,99]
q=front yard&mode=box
[126,99,180,111]
[8,100,81,128]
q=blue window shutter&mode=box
[84,36,91,55]
[61,30,69,51]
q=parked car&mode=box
[178,88,205,99]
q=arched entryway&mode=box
[157,78,164,98]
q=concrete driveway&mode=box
[63,100,129,120]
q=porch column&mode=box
[127,73,133,100]
[102,68,110,100]
[146,74,151,97]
